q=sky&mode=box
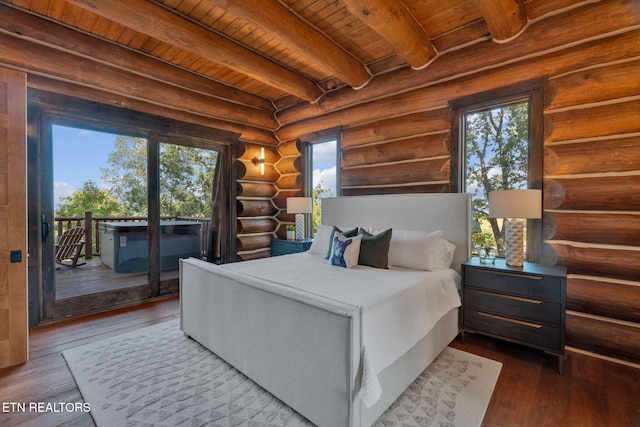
[311,139,337,196]
[52,125,119,208]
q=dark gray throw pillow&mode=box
[358,228,392,269]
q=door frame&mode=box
[0,67,28,367]
[27,90,238,325]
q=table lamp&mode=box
[488,189,541,266]
[286,197,312,240]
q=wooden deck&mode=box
[55,258,179,300]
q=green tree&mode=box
[56,180,122,217]
[310,182,333,236]
[101,136,218,217]
[159,143,217,216]
[101,136,148,216]
[465,102,529,252]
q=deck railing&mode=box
[54,212,211,260]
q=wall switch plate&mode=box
[10,250,22,263]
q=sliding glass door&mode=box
[158,141,219,284]
[28,92,237,324]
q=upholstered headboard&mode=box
[321,193,472,274]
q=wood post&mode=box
[84,211,92,260]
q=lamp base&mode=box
[295,213,305,240]
[504,219,524,266]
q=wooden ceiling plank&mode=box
[177,52,203,70]
[103,21,127,41]
[115,26,138,47]
[30,0,51,15]
[158,44,185,63]
[161,0,183,8]
[294,1,383,63]
[198,3,226,27]
[525,0,581,21]
[75,8,100,33]
[204,0,371,89]
[471,0,527,42]
[187,1,216,22]
[432,20,488,52]
[404,0,482,38]
[173,0,201,16]
[64,0,323,102]
[47,0,68,21]
[68,2,93,28]
[188,56,211,73]
[88,15,113,37]
[215,12,247,38]
[341,0,438,70]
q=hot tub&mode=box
[99,221,202,273]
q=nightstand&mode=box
[461,257,567,373]
[270,238,313,257]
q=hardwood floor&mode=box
[451,335,640,427]
[1,299,639,427]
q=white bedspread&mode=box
[215,252,461,406]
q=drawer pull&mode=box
[476,269,543,281]
[478,312,543,329]
[478,290,542,304]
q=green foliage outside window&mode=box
[56,135,218,218]
[310,181,333,237]
[465,102,529,255]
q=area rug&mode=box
[63,319,501,427]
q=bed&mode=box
[180,193,471,426]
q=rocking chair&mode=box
[55,227,86,268]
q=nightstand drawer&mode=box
[464,267,561,301]
[464,309,561,352]
[464,288,561,325]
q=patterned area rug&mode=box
[63,319,501,427]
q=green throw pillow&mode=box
[357,228,392,269]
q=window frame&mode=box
[450,80,545,262]
[302,128,341,237]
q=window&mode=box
[305,138,339,236]
[451,82,543,262]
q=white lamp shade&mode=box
[488,189,541,219]
[286,197,312,214]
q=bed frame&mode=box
[180,193,471,426]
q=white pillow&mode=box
[328,232,362,269]
[433,238,456,269]
[309,224,333,255]
[387,229,444,271]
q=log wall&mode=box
[235,139,304,261]
[235,142,279,261]
[276,1,640,366]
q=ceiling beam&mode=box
[341,0,437,70]
[206,0,372,90]
[64,0,323,103]
[472,0,528,42]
